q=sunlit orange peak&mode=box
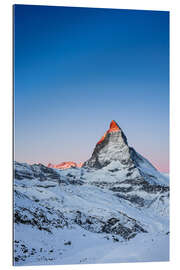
[97,120,120,145]
[109,120,120,132]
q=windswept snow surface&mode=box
[15,225,169,266]
[14,162,169,265]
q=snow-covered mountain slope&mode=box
[13,121,169,265]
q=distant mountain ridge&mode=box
[48,161,83,170]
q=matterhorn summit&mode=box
[84,120,131,169]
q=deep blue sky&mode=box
[14,5,169,172]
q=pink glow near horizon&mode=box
[17,157,169,173]
[15,122,169,173]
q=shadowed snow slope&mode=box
[14,121,169,266]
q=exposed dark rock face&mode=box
[73,210,147,240]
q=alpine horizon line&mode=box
[47,120,167,173]
[48,120,123,170]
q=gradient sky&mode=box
[14,5,169,172]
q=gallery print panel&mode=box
[13,4,169,266]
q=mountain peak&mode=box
[109,120,121,132]
[84,120,129,168]
[97,120,121,145]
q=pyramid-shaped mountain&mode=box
[84,120,130,169]
[84,120,167,186]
